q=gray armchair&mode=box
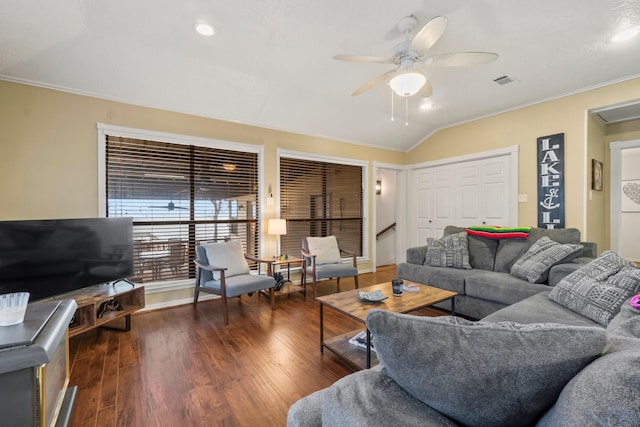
[301,236,359,299]
[194,240,275,325]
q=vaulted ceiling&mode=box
[1,1,639,151]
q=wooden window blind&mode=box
[279,157,363,258]
[105,135,259,283]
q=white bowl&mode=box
[0,292,30,326]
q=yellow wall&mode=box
[586,114,606,249]
[2,78,640,306]
[0,80,404,307]
[406,77,640,252]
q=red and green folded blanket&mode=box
[465,226,531,239]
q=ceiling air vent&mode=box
[493,75,514,86]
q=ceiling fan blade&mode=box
[427,52,499,67]
[419,79,433,98]
[333,54,391,63]
[351,69,398,96]
[409,16,448,54]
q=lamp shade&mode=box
[389,72,426,97]
[268,218,287,235]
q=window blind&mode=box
[106,135,259,283]
[279,157,363,258]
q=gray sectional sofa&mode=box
[398,226,597,319]
[287,229,640,426]
[287,299,640,426]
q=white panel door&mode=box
[481,157,510,226]
[414,169,433,246]
[456,160,481,226]
[432,167,453,236]
[409,153,514,248]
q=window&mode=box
[279,153,365,258]
[104,133,260,283]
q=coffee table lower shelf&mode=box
[323,330,378,371]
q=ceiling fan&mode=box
[334,15,498,98]
[147,201,188,211]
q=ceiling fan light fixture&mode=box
[195,21,215,37]
[389,72,426,97]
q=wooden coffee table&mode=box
[316,281,457,370]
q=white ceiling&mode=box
[1,0,640,151]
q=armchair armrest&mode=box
[193,259,228,292]
[339,247,357,267]
[301,248,317,268]
[193,259,227,273]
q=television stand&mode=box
[51,282,145,338]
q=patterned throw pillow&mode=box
[510,236,583,283]
[549,251,640,325]
[424,231,471,269]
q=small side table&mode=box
[257,256,306,297]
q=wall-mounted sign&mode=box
[537,133,565,229]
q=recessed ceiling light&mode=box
[612,26,640,43]
[195,21,215,37]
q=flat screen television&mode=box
[0,217,134,301]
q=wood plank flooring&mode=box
[67,265,447,426]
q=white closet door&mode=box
[456,160,482,226]
[481,156,510,226]
[410,153,513,246]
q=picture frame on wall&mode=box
[592,159,603,191]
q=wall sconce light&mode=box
[376,180,382,195]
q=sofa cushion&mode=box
[398,262,473,295]
[510,236,583,283]
[306,236,342,264]
[424,232,471,269]
[287,388,324,427]
[465,270,550,305]
[537,313,640,427]
[444,225,497,271]
[536,349,640,427]
[528,227,581,245]
[481,291,603,327]
[549,251,640,325]
[366,310,606,427]
[493,238,530,273]
[493,227,582,274]
[321,368,459,427]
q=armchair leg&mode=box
[193,288,200,306]
[354,275,359,289]
[337,277,341,293]
[222,294,229,325]
[270,288,275,310]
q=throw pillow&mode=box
[202,240,250,280]
[549,251,640,325]
[445,225,497,271]
[537,349,640,427]
[510,236,583,283]
[424,231,471,269]
[306,236,342,265]
[366,310,606,427]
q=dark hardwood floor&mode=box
[68,265,447,426]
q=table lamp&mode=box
[268,218,287,258]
